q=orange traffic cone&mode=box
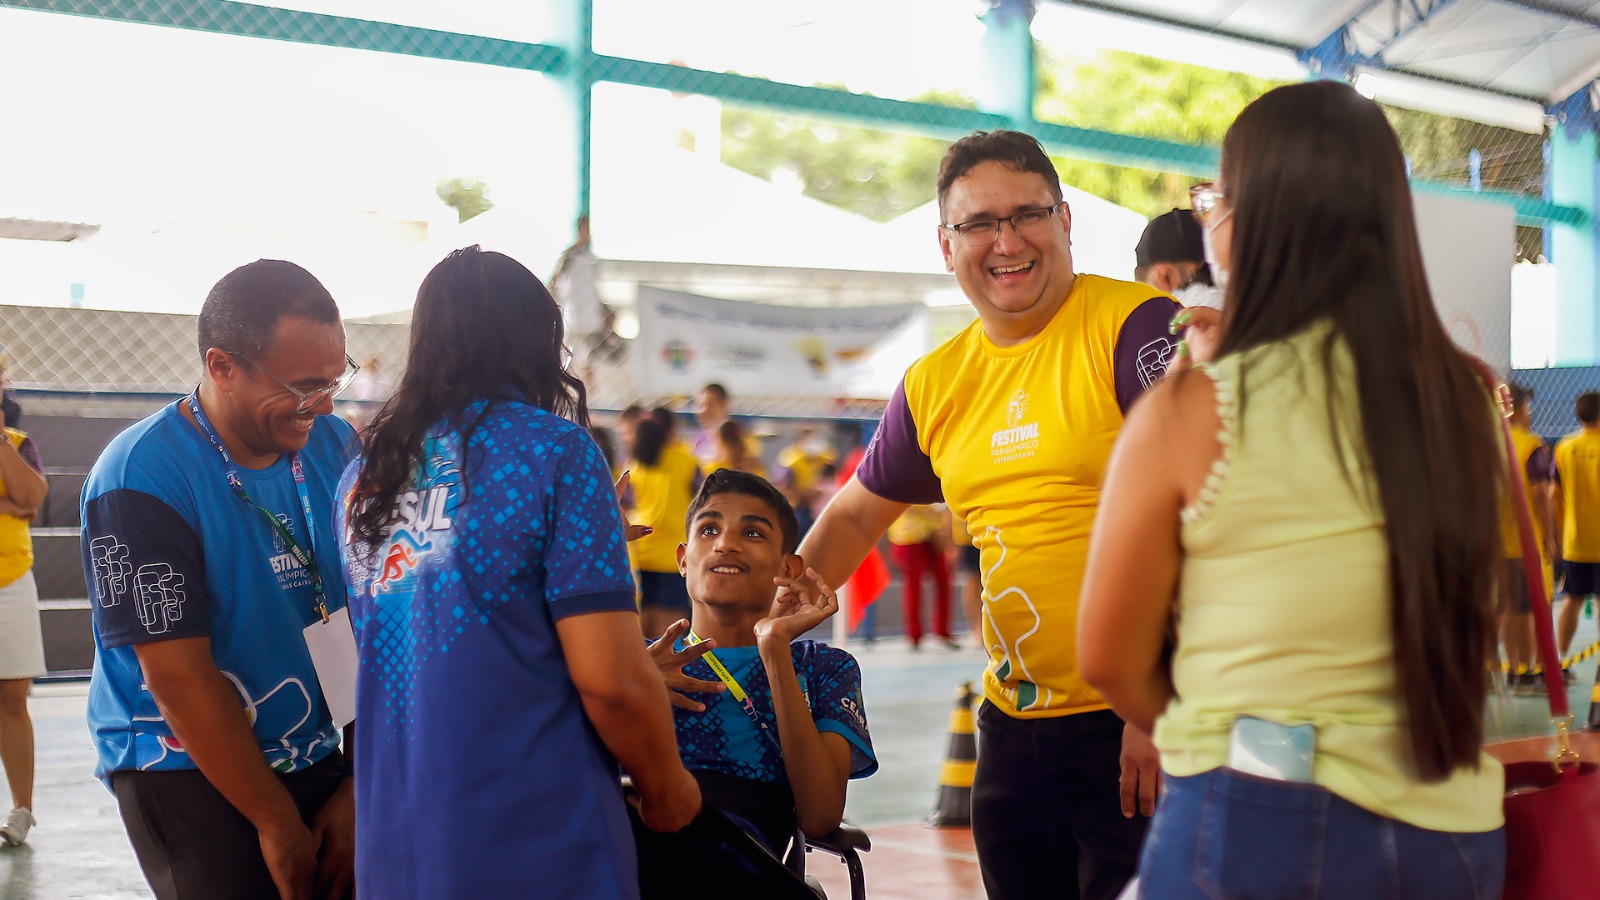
[925,681,978,827]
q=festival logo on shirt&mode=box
[267,514,314,592]
[990,389,1041,464]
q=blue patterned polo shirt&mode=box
[336,399,640,899]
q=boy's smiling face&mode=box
[678,492,801,613]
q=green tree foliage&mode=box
[1383,105,1542,195]
[1037,49,1281,217]
[436,178,494,224]
[719,88,969,222]
[718,52,1542,235]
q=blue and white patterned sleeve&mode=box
[82,488,211,649]
[542,429,640,620]
[806,644,878,779]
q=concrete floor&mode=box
[0,638,989,900]
[4,618,1596,900]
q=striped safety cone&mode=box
[1588,652,1600,731]
[925,681,978,828]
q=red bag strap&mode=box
[1467,359,1569,719]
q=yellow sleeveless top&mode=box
[628,443,701,573]
[1154,323,1504,833]
[0,428,36,587]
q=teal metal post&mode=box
[1549,87,1600,364]
[546,0,594,232]
[978,0,1037,129]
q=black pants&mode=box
[112,752,347,900]
[972,704,1149,900]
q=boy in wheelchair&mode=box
[634,469,876,897]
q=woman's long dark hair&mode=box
[1215,81,1502,781]
[717,419,756,470]
[632,418,668,469]
[350,246,588,548]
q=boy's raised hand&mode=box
[647,619,726,711]
[759,566,839,645]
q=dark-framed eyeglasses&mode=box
[230,352,361,414]
[941,202,1064,246]
[1189,183,1227,227]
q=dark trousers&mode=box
[891,541,951,643]
[973,704,1149,900]
[112,752,346,900]
[630,801,816,900]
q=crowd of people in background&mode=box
[0,77,1586,900]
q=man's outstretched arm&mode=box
[797,477,908,591]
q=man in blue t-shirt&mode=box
[83,260,361,900]
[647,470,875,873]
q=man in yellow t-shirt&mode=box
[796,130,1178,900]
[1552,391,1600,657]
[1499,384,1553,689]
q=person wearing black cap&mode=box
[1134,209,1222,310]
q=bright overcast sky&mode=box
[0,1,1542,316]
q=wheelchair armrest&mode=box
[806,823,872,857]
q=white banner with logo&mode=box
[633,286,929,399]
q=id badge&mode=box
[1228,716,1315,783]
[302,606,358,728]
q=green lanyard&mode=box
[187,392,329,623]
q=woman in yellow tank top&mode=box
[0,392,48,847]
[627,409,702,639]
[1078,81,1506,898]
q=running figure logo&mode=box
[375,531,434,593]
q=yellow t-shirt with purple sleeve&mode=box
[857,274,1178,718]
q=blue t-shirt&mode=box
[336,400,640,900]
[674,640,877,785]
[83,402,357,778]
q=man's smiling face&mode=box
[939,160,1075,338]
[678,492,799,613]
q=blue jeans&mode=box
[1139,768,1504,899]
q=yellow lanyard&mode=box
[686,629,784,756]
